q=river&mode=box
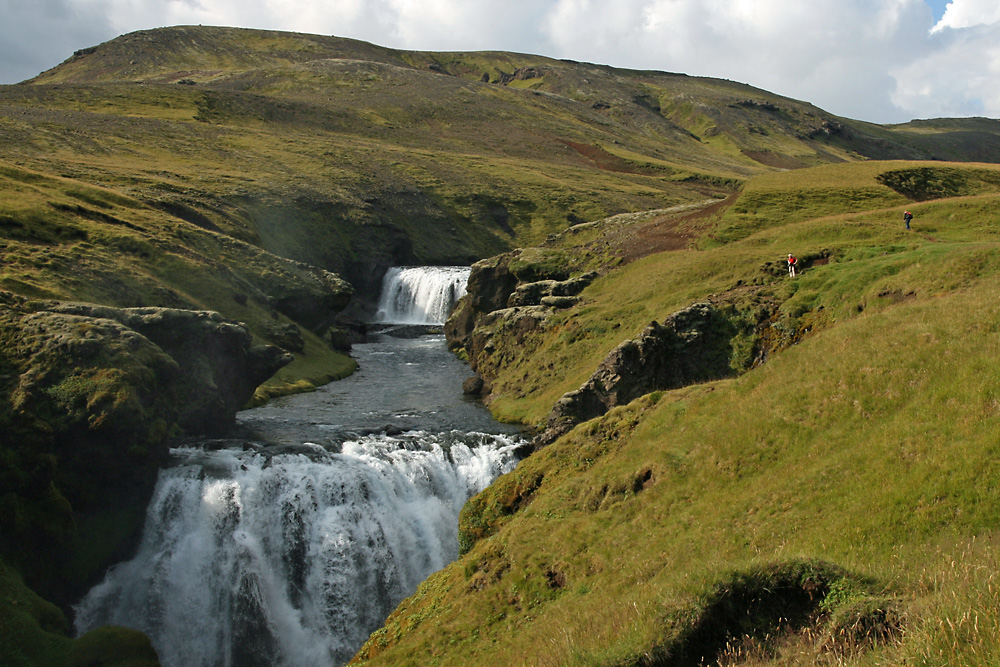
[74,267,524,666]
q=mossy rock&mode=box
[68,626,160,667]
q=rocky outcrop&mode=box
[466,306,551,381]
[533,302,736,448]
[0,291,290,604]
[446,252,595,391]
[507,272,596,307]
[257,262,354,331]
[445,251,521,351]
[42,302,292,434]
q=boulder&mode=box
[325,326,354,351]
[462,375,486,395]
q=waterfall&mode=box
[75,432,520,667]
[376,266,471,325]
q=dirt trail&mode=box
[614,195,736,263]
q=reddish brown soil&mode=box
[562,140,669,176]
[612,195,737,263]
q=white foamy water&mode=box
[376,266,470,324]
[74,433,520,667]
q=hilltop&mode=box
[3,24,1000,666]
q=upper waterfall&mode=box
[375,266,471,325]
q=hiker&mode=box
[904,210,913,230]
[787,253,797,277]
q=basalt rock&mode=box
[263,262,354,331]
[466,306,551,379]
[262,321,306,353]
[445,251,521,351]
[446,252,594,382]
[462,375,486,395]
[533,302,736,448]
[43,302,292,435]
[507,272,596,307]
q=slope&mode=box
[8,25,1000,304]
[355,161,1000,665]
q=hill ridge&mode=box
[3,25,1000,665]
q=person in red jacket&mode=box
[787,253,798,277]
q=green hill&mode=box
[5,25,1000,397]
[355,160,1000,665]
[4,24,1000,666]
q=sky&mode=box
[0,0,996,125]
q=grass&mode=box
[5,26,1000,665]
[250,329,357,405]
[353,160,1000,665]
[363,276,1000,665]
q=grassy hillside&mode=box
[5,26,999,399]
[0,161,357,399]
[354,161,1000,665]
[4,26,1000,665]
[8,27,1000,298]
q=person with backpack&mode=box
[904,210,913,230]
[787,253,797,277]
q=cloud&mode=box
[892,21,1000,118]
[932,0,1000,30]
[539,0,935,122]
[0,0,114,83]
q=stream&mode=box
[73,267,524,666]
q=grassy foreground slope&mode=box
[354,161,1000,665]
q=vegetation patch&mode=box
[633,560,894,666]
[877,165,1000,201]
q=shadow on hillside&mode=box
[623,560,902,667]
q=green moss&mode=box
[252,329,356,406]
[67,626,160,667]
[0,559,71,667]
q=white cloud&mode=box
[933,0,1000,31]
[539,0,934,122]
[0,0,112,82]
[892,22,1000,118]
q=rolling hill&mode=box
[3,24,1000,666]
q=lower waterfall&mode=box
[75,434,519,667]
[376,266,470,324]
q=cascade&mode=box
[75,434,519,666]
[376,266,471,325]
[74,307,524,667]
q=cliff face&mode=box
[446,250,597,392]
[0,292,290,605]
[536,302,736,447]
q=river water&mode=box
[74,268,523,666]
